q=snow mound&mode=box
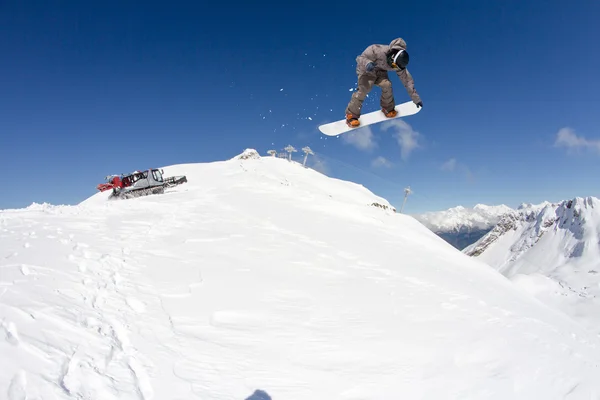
[232,148,262,160]
[2,157,600,399]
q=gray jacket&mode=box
[355,38,422,104]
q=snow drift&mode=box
[2,150,600,399]
[464,197,600,334]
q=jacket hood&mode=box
[389,38,407,50]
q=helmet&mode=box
[388,49,409,69]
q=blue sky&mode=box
[1,1,599,213]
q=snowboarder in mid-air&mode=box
[345,37,423,128]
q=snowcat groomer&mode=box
[96,168,187,200]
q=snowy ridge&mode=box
[464,196,600,333]
[2,151,600,399]
[412,204,513,233]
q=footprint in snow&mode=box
[2,321,20,346]
[19,265,30,276]
[112,272,123,287]
[72,243,89,252]
[7,370,27,400]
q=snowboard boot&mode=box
[382,108,397,118]
[346,113,360,128]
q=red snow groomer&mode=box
[96,169,187,200]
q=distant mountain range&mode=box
[411,204,514,250]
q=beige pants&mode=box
[346,70,395,118]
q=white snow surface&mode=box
[412,204,514,233]
[464,197,600,334]
[2,151,600,399]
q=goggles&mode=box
[391,49,409,69]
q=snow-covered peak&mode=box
[412,203,514,233]
[463,196,600,333]
[2,155,600,398]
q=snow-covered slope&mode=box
[412,204,513,249]
[464,197,600,333]
[2,150,600,399]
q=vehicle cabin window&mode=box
[152,169,163,182]
[131,172,146,183]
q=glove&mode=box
[416,101,423,108]
[366,62,375,72]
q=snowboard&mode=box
[318,100,421,136]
